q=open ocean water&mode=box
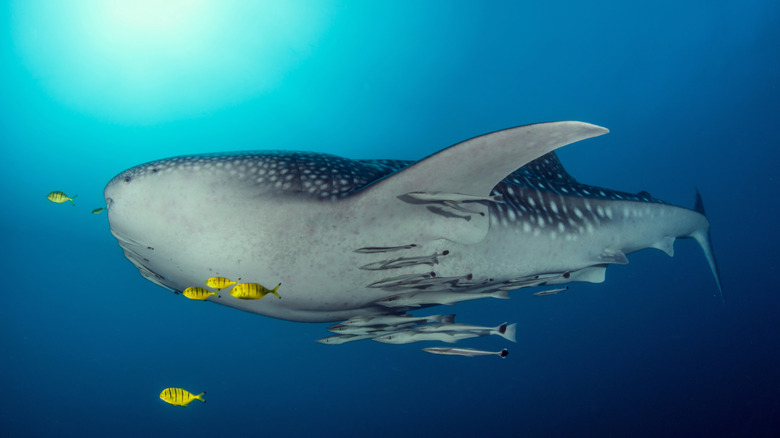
[1,1,778,437]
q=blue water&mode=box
[2,1,779,437]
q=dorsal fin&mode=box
[693,188,706,215]
[509,151,578,184]
[352,122,608,245]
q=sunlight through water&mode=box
[10,0,330,124]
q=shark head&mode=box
[103,150,420,320]
[105,121,721,323]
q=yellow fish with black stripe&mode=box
[159,388,206,406]
[230,282,281,300]
[46,191,77,205]
[182,287,219,301]
[205,276,240,290]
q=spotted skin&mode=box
[108,151,410,201]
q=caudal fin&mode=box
[195,392,206,403]
[495,322,517,343]
[270,283,282,299]
[441,314,455,324]
[70,194,78,206]
[691,189,724,301]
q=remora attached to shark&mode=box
[104,121,722,323]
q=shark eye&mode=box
[123,176,132,183]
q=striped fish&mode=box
[182,287,218,301]
[159,388,205,406]
[230,282,281,300]
[205,276,239,290]
[46,191,77,205]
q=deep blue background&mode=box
[1,1,778,437]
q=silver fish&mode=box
[422,347,509,358]
[532,286,568,296]
[315,334,375,345]
[375,290,509,308]
[331,314,454,329]
[326,324,410,336]
[373,330,481,344]
[415,322,517,342]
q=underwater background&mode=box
[1,1,778,437]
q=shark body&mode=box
[104,122,721,323]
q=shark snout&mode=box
[103,179,120,212]
[103,168,136,210]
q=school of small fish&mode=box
[44,179,577,409]
[320,315,517,351]
[46,191,290,406]
[47,185,544,364]
[179,277,282,301]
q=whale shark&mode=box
[104,121,721,324]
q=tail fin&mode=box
[440,314,455,324]
[691,190,724,302]
[270,283,282,299]
[499,348,509,358]
[70,194,78,206]
[195,392,206,403]
[495,322,517,343]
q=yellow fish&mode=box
[182,287,219,300]
[91,208,105,215]
[230,282,281,300]
[159,388,205,406]
[47,191,77,205]
[205,276,239,290]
